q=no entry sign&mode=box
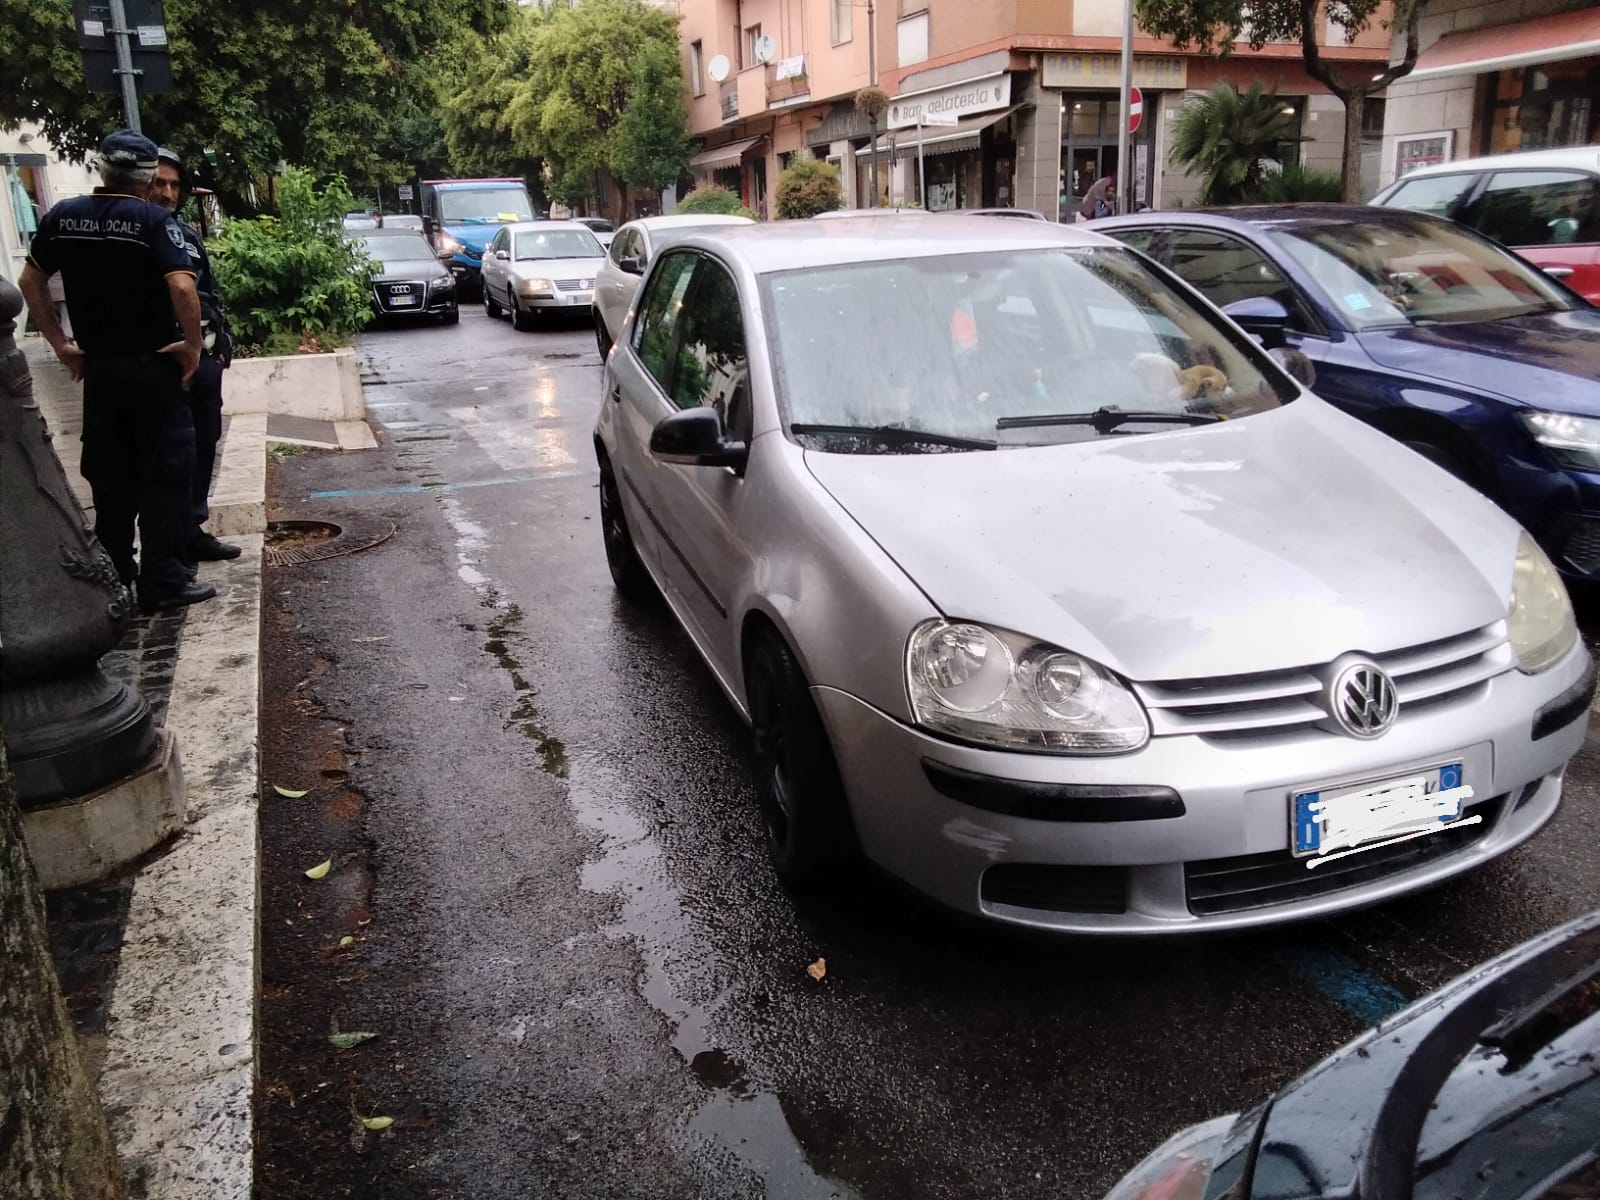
[1127,86,1144,135]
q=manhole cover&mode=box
[264,515,395,566]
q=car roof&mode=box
[503,220,596,234]
[672,214,1112,274]
[1089,203,1458,234]
[627,214,755,232]
[1390,146,1600,179]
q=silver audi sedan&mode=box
[592,215,1594,934]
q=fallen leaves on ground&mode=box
[807,957,827,981]
[273,785,310,798]
[360,1115,394,1131]
[304,859,331,880]
[339,935,355,947]
[329,1031,378,1050]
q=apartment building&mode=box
[676,0,1391,219]
[1380,0,1600,189]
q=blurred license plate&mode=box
[1292,762,1469,861]
[568,292,590,305]
[390,295,418,307]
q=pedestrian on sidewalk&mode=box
[16,128,217,614]
[151,147,241,568]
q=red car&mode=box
[1373,146,1600,304]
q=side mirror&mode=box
[1221,296,1292,349]
[618,256,646,276]
[1269,346,1317,389]
[494,249,509,260]
[649,407,748,472]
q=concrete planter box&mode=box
[222,345,364,422]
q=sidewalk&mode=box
[27,339,267,1200]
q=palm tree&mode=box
[1169,82,1305,206]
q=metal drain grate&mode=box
[264,515,396,566]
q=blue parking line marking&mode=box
[309,469,594,500]
[1273,945,1411,1027]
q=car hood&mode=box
[512,257,604,281]
[802,400,1517,682]
[373,259,448,281]
[1358,309,1600,413]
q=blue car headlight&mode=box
[1521,410,1600,471]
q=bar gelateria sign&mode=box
[1042,53,1187,90]
[887,73,1013,128]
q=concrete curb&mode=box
[25,334,265,1199]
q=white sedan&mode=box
[480,221,606,332]
[592,214,753,356]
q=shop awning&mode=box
[689,136,765,170]
[1409,7,1600,82]
[873,106,1024,158]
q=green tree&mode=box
[433,14,542,179]
[1133,0,1430,201]
[0,0,509,213]
[506,0,690,209]
[210,169,375,355]
[678,186,758,219]
[775,159,844,219]
[1169,82,1305,205]
[1258,162,1344,202]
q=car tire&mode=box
[598,456,654,603]
[511,291,536,332]
[746,630,856,890]
[441,306,460,326]
[595,312,613,358]
[484,287,502,319]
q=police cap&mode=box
[98,128,159,170]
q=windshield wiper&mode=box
[790,422,997,450]
[997,407,1223,433]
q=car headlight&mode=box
[1520,410,1600,471]
[1509,531,1577,673]
[906,621,1149,753]
[436,234,465,256]
[434,274,456,291]
[517,277,553,296]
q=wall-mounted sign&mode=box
[887,73,1013,129]
[1042,53,1187,91]
[1394,130,1454,177]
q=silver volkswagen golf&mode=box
[593,215,1594,934]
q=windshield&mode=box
[515,229,603,261]
[438,187,534,224]
[1270,215,1572,329]
[358,235,435,263]
[761,247,1292,453]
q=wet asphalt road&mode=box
[260,301,1600,1199]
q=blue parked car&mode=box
[1088,205,1600,582]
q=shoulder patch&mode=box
[167,223,186,249]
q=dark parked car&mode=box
[1090,205,1600,581]
[1103,907,1600,1199]
[353,230,459,325]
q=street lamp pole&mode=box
[867,0,879,207]
[1117,0,1134,214]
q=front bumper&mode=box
[1495,457,1600,580]
[815,647,1590,934]
[371,279,456,318]
[517,288,595,311]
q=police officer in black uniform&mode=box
[17,129,215,613]
[150,147,241,565]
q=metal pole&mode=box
[917,119,926,209]
[1117,0,1134,215]
[867,0,879,207]
[108,0,141,132]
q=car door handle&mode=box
[609,383,622,404]
[1544,266,1575,279]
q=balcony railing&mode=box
[720,79,738,121]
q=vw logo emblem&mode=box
[1330,662,1398,738]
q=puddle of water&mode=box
[571,754,859,1200]
[481,608,569,778]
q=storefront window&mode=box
[1485,61,1599,155]
[5,161,46,249]
[1060,93,1154,212]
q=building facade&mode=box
[1,124,96,288]
[676,0,1391,219]
[1380,0,1600,189]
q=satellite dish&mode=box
[707,54,731,83]
[753,34,776,64]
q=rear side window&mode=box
[1472,170,1599,248]
[1382,173,1477,217]
[1109,228,1161,256]
[609,228,639,263]
[631,252,699,391]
